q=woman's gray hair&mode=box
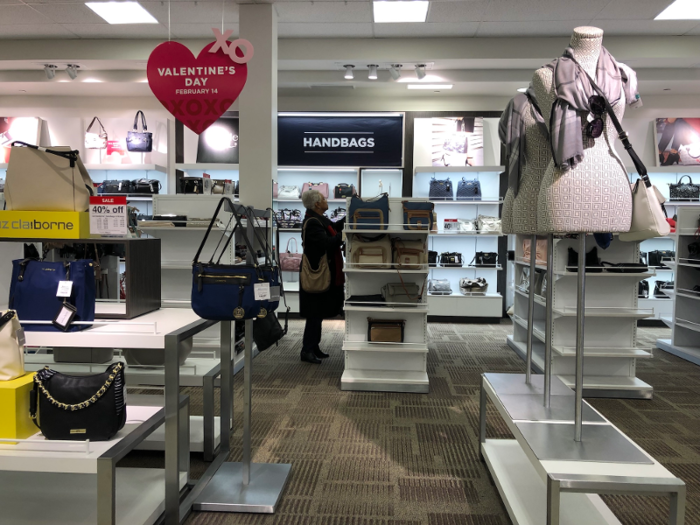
[302,189,324,210]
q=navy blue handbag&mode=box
[429,177,453,200]
[402,201,434,230]
[9,259,95,332]
[456,178,481,201]
[347,193,389,230]
[191,198,280,321]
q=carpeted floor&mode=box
[129,320,700,525]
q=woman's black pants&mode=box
[302,318,323,352]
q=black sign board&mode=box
[278,114,403,167]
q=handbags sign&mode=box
[278,114,404,167]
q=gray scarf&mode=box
[545,46,642,171]
[499,86,547,196]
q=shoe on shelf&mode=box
[300,350,322,364]
[313,347,329,359]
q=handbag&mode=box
[440,252,462,267]
[9,259,96,332]
[477,215,501,233]
[381,282,423,306]
[349,234,392,268]
[29,363,126,441]
[428,251,438,267]
[429,177,453,200]
[456,178,482,201]
[302,182,329,199]
[253,310,289,351]
[179,177,204,194]
[648,250,675,268]
[459,277,488,295]
[688,241,700,260]
[278,186,301,199]
[348,193,389,230]
[85,116,107,149]
[334,184,356,198]
[638,280,649,298]
[566,247,602,273]
[601,261,648,273]
[392,238,427,269]
[654,280,674,298]
[367,318,405,343]
[330,207,346,223]
[402,201,434,230]
[98,180,133,194]
[471,252,498,267]
[669,175,700,201]
[5,142,94,212]
[211,180,231,195]
[300,218,332,293]
[428,279,452,295]
[192,199,279,320]
[126,110,153,153]
[279,238,302,271]
[132,179,161,194]
[0,310,24,381]
[347,294,385,306]
[275,209,302,229]
[523,238,548,265]
[234,180,240,197]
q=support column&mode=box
[238,4,277,210]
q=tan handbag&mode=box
[300,219,331,293]
[5,143,94,212]
[618,181,671,242]
[349,234,392,268]
[523,238,548,265]
[0,310,25,381]
[367,318,405,342]
[392,238,427,269]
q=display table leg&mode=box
[97,456,115,525]
[164,334,181,525]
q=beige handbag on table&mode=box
[5,142,94,212]
[300,218,331,293]
[0,310,25,381]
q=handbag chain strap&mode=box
[134,110,148,131]
[31,363,123,417]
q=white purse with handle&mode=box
[0,310,25,381]
[278,185,300,199]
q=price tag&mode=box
[57,281,73,297]
[270,286,281,301]
[53,303,77,332]
[16,328,26,347]
[89,196,128,236]
[254,283,271,301]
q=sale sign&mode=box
[89,196,128,236]
[147,29,254,135]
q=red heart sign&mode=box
[147,40,248,135]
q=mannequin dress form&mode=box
[533,26,632,233]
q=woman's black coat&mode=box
[299,211,345,319]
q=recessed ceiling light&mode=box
[44,65,57,80]
[368,64,378,80]
[517,87,528,93]
[85,1,158,24]
[344,65,355,80]
[389,64,402,80]
[407,84,453,90]
[415,64,426,80]
[373,1,429,23]
[655,0,700,19]
[65,64,79,80]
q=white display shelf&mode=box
[675,289,700,301]
[138,415,221,454]
[428,292,501,299]
[344,228,429,235]
[85,164,167,173]
[98,194,155,202]
[283,281,300,292]
[511,317,546,342]
[515,259,548,272]
[176,163,239,171]
[342,341,428,353]
[661,316,674,328]
[514,288,546,307]
[0,163,7,169]
[340,369,429,392]
[557,374,655,393]
[552,346,652,359]
[553,269,655,278]
[414,165,504,173]
[344,304,428,313]
[657,339,700,366]
[274,198,346,203]
[430,231,502,237]
[675,318,700,333]
[552,306,653,319]
[627,165,700,173]
[430,200,502,205]
[344,266,428,274]
[430,265,503,271]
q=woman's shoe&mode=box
[313,347,329,359]
[300,350,321,364]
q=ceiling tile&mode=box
[275,2,372,23]
[374,22,480,37]
[171,24,239,39]
[31,3,107,24]
[595,19,699,35]
[0,5,54,24]
[62,23,171,39]
[594,0,673,20]
[0,24,77,39]
[140,1,240,25]
[278,22,374,38]
[427,1,489,23]
[476,20,589,37]
[482,0,607,22]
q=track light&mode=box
[415,64,426,80]
[389,64,402,80]
[66,64,79,80]
[44,65,57,80]
[344,65,354,80]
[368,64,378,80]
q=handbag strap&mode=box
[10,141,79,168]
[133,110,148,132]
[0,310,15,331]
[86,116,106,134]
[678,175,693,185]
[285,237,298,253]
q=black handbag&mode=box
[471,251,498,267]
[648,250,675,268]
[334,183,355,198]
[253,310,289,351]
[132,179,161,194]
[29,363,126,441]
[428,251,438,267]
[440,252,462,267]
[669,175,700,201]
[234,181,240,197]
[601,261,648,273]
[99,180,133,194]
[179,177,204,194]
[688,241,700,260]
[566,247,602,273]
[429,177,453,200]
[638,280,649,298]
[347,294,386,306]
[126,110,153,153]
[654,280,674,298]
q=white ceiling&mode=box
[0,0,698,39]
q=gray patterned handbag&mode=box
[669,175,700,201]
[456,178,481,201]
[429,177,453,200]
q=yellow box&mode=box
[0,211,90,239]
[0,372,36,442]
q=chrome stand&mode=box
[525,234,537,384]
[574,233,586,442]
[544,234,554,408]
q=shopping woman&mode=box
[299,189,345,364]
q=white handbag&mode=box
[619,180,671,242]
[477,215,501,233]
[349,234,392,268]
[278,185,300,199]
[0,310,25,381]
[85,116,108,150]
[458,219,477,232]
